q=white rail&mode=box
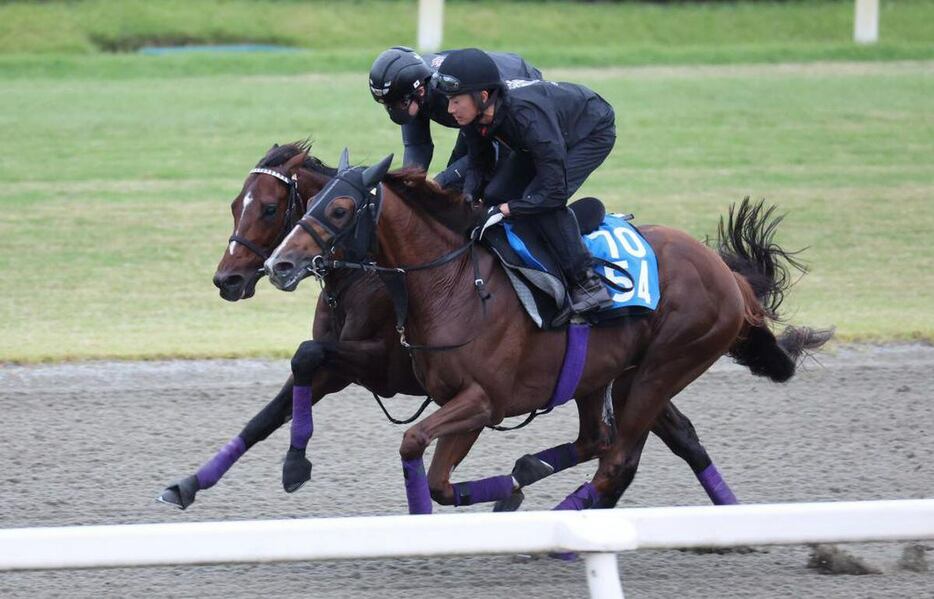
[2,500,932,598]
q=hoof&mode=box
[283,446,312,493]
[493,490,525,512]
[512,454,555,487]
[156,474,199,510]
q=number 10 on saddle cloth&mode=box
[583,214,660,312]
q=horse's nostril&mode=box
[222,274,244,289]
[214,273,244,290]
[273,260,295,274]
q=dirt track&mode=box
[1,345,931,598]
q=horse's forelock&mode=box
[256,140,336,176]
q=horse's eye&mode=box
[262,204,277,216]
[333,207,348,219]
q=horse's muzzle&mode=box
[264,255,311,292]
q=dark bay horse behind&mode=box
[264,156,831,514]
[158,142,743,511]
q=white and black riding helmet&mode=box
[431,48,504,124]
[369,47,433,125]
[431,48,504,97]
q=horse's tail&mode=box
[716,198,833,382]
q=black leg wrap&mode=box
[512,454,556,488]
[156,474,199,510]
[493,490,526,513]
[282,445,313,493]
[291,341,328,387]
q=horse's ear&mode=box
[282,149,308,173]
[362,154,393,188]
[338,148,350,172]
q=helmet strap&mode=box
[470,88,499,126]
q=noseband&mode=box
[228,167,305,261]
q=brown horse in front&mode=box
[265,156,830,513]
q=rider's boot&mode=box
[570,268,613,314]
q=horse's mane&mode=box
[256,139,337,177]
[383,168,483,236]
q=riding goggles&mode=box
[432,72,463,95]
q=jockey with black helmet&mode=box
[368,46,541,189]
[434,48,615,314]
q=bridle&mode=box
[298,169,493,353]
[228,167,305,262]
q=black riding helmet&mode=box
[369,47,432,125]
[432,48,503,97]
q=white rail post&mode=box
[584,553,625,599]
[418,0,444,53]
[854,0,880,44]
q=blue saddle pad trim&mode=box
[503,213,660,312]
[503,222,547,271]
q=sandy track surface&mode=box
[1,345,931,597]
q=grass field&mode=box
[2,0,934,76]
[1,2,933,362]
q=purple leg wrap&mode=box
[290,385,313,450]
[195,436,247,489]
[696,463,739,505]
[452,475,515,507]
[534,443,579,473]
[554,482,601,511]
[402,457,433,515]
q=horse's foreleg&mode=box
[157,378,294,510]
[492,389,615,512]
[653,402,738,505]
[399,383,493,514]
[283,340,350,493]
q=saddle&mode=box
[481,197,660,330]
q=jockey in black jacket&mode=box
[433,48,615,314]
[368,46,541,189]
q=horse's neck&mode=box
[376,189,472,319]
[376,188,466,270]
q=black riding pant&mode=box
[484,118,616,281]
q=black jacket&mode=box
[463,80,615,215]
[401,51,542,169]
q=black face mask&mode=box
[385,94,418,125]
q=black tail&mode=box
[715,198,833,382]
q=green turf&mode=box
[1,0,933,73]
[2,0,933,361]
[1,58,932,362]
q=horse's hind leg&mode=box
[157,378,294,510]
[584,352,729,511]
[653,402,738,505]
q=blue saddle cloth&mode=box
[495,212,659,326]
[581,214,660,312]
